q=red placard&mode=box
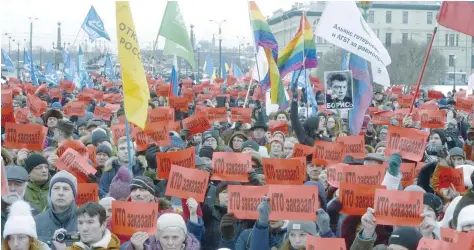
[211,152,252,182]
[144,121,171,146]
[207,107,228,123]
[398,95,414,108]
[340,183,386,216]
[111,201,158,236]
[156,85,170,97]
[76,183,98,206]
[165,165,210,202]
[111,124,127,144]
[27,94,47,117]
[292,143,314,158]
[156,147,196,179]
[169,96,189,111]
[312,141,346,165]
[306,236,347,250]
[182,113,211,136]
[336,135,365,158]
[56,148,97,183]
[456,98,474,113]
[418,109,446,129]
[391,86,403,95]
[64,101,86,117]
[230,108,252,123]
[439,168,465,192]
[60,80,75,93]
[94,106,112,121]
[57,140,89,158]
[374,189,423,226]
[268,185,319,221]
[268,121,289,135]
[428,90,443,100]
[4,123,46,150]
[326,163,346,188]
[263,158,306,185]
[14,108,29,124]
[227,185,268,220]
[372,110,393,125]
[385,126,428,162]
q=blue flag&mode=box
[203,55,214,76]
[63,53,73,80]
[291,69,317,116]
[44,61,59,85]
[341,51,373,135]
[232,63,243,78]
[104,54,116,81]
[61,48,69,64]
[23,49,31,71]
[1,49,14,72]
[77,46,89,88]
[169,65,179,96]
[221,56,227,80]
[81,6,110,41]
[29,49,38,85]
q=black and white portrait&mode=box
[324,70,354,110]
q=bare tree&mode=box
[387,41,446,86]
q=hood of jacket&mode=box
[228,131,249,150]
[416,161,438,194]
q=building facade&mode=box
[268,1,473,85]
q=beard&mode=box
[1,193,22,204]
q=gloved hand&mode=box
[248,169,260,185]
[387,153,402,177]
[316,208,330,235]
[145,144,160,169]
[87,173,97,183]
[180,129,190,141]
[220,213,237,240]
[257,196,271,225]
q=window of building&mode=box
[386,11,392,23]
[427,12,433,24]
[403,11,408,24]
[449,55,455,67]
[368,11,374,23]
[456,34,459,47]
[402,33,408,43]
[426,33,432,44]
[385,33,392,47]
[449,34,455,46]
[317,36,323,44]
[472,55,474,68]
[317,52,323,59]
[445,34,448,46]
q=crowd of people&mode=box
[1,74,474,250]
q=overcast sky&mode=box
[1,0,298,52]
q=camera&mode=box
[55,232,80,243]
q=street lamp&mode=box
[29,17,38,53]
[16,41,20,78]
[209,19,226,77]
[196,43,201,82]
[453,55,457,92]
[237,36,246,68]
[2,33,12,56]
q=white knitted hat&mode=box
[439,196,462,228]
[456,204,474,231]
[157,213,187,235]
[3,200,37,239]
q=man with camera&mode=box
[34,170,78,248]
[51,202,120,250]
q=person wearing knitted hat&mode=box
[96,144,112,170]
[228,132,248,152]
[34,170,78,246]
[91,127,111,147]
[199,146,214,165]
[2,200,50,250]
[76,119,88,137]
[23,154,50,212]
[269,139,284,159]
[161,135,185,152]
[448,147,466,167]
[202,130,219,150]
[99,136,146,199]
[272,131,285,143]
[128,212,202,250]
[374,141,386,155]
[241,140,260,154]
[130,176,157,203]
[86,118,104,133]
[107,167,131,200]
[281,219,318,249]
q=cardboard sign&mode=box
[456,98,474,113]
[230,108,252,123]
[418,109,446,129]
[263,158,306,185]
[454,90,467,100]
[420,100,439,110]
[268,121,289,135]
[14,108,29,124]
[64,101,86,117]
[57,140,89,158]
[439,168,465,192]
[78,92,94,104]
[168,121,181,133]
[383,162,417,188]
[373,189,423,226]
[428,90,443,100]
[56,148,97,183]
[342,165,385,186]
[2,89,13,109]
[165,165,210,202]
[4,123,46,150]
[27,94,47,117]
[416,238,459,250]
[144,122,171,146]
[87,145,96,168]
[169,96,189,111]
[340,183,386,216]
[156,147,196,179]
[372,110,393,125]
[148,107,174,123]
[385,126,428,162]
[391,86,403,95]
[49,88,62,99]
[132,127,153,152]
[94,106,112,121]
[111,200,158,236]
[182,113,211,136]
[336,135,365,158]
[306,236,346,250]
[398,95,414,108]
[367,107,379,116]
[211,152,252,182]
[227,185,268,220]
[1,107,15,126]
[111,124,127,144]
[105,103,121,113]
[76,183,98,206]
[268,185,319,221]
[326,163,346,188]
[440,227,474,246]
[60,80,75,93]
[312,141,346,165]
[156,85,170,97]
[292,143,314,158]
[207,107,228,123]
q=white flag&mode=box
[316,1,391,67]
[467,73,474,97]
[252,47,268,81]
[371,62,391,87]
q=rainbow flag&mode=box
[249,1,285,106]
[278,14,318,78]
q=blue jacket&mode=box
[34,204,77,249]
[99,157,145,198]
[235,221,287,250]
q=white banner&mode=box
[467,73,474,97]
[316,1,391,67]
[371,62,391,87]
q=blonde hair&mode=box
[2,237,43,250]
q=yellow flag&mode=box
[115,1,150,129]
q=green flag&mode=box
[159,1,195,69]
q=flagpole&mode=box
[124,118,134,176]
[302,11,310,119]
[409,24,438,113]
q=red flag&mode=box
[437,2,474,37]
